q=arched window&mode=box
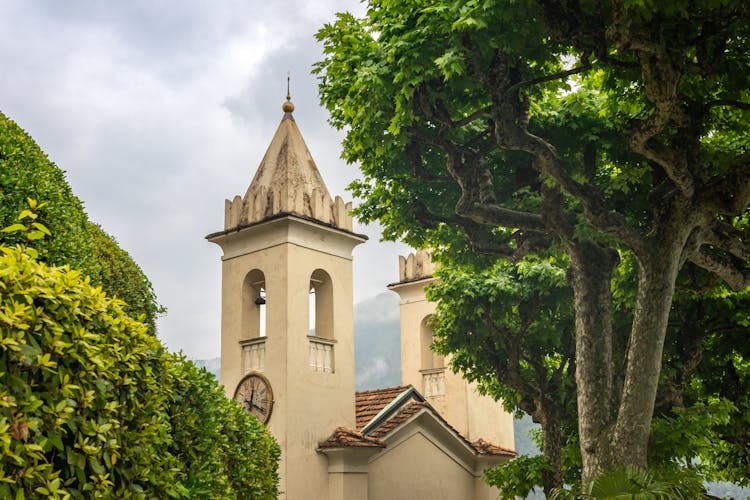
[308,269,333,339]
[308,269,335,373]
[242,269,266,339]
[420,315,444,370]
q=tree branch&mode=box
[705,222,750,264]
[688,247,750,292]
[443,149,547,231]
[486,70,644,249]
[455,106,492,128]
[705,99,750,111]
[609,10,696,198]
[506,59,593,94]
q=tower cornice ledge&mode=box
[207,212,367,261]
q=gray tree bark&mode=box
[568,240,619,483]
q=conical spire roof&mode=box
[222,97,354,232]
[245,97,333,207]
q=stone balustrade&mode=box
[308,336,335,373]
[240,337,266,373]
[421,367,446,397]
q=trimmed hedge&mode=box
[0,112,161,334]
[167,358,280,498]
[0,245,279,499]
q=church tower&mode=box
[207,95,366,499]
[388,251,515,450]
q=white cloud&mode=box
[0,0,410,359]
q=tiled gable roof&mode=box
[366,400,429,439]
[318,427,385,449]
[353,385,517,458]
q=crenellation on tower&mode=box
[397,249,436,283]
[223,179,355,231]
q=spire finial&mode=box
[282,71,294,113]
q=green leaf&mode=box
[2,224,26,233]
[31,223,51,236]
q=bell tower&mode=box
[388,251,515,450]
[207,95,366,499]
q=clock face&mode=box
[234,372,274,424]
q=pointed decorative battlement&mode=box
[397,250,436,282]
[223,97,354,232]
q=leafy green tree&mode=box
[649,271,750,486]
[316,0,750,482]
[430,256,577,496]
[432,255,750,494]
[0,111,162,334]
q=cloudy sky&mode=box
[0,0,411,359]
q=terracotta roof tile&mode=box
[472,438,518,457]
[355,386,409,430]
[318,427,385,449]
[367,401,430,438]
[352,386,518,459]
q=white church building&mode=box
[206,94,516,500]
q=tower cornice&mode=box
[207,212,367,261]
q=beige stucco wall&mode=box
[324,448,376,500]
[389,279,515,450]
[368,431,476,500]
[210,216,364,500]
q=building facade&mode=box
[207,95,515,499]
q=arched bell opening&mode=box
[420,315,444,370]
[242,269,267,339]
[308,268,335,373]
[308,269,333,340]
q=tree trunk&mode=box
[538,399,563,496]
[611,241,684,468]
[568,240,619,484]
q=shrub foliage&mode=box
[0,245,279,499]
[0,112,161,333]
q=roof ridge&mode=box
[360,386,424,435]
[471,438,517,457]
[355,385,410,396]
[368,400,517,458]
